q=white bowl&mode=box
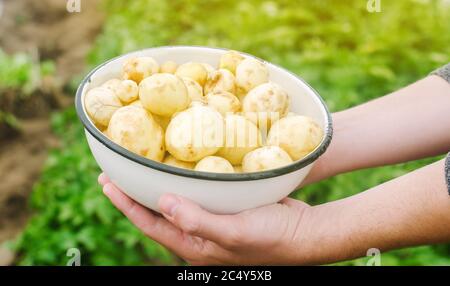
[75,46,332,214]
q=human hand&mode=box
[98,173,314,265]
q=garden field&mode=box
[1,0,449,265]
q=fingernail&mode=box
[159,195,180,217]
[98,173,107,185]
[103,183,113,196]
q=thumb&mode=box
[158,194,242,247]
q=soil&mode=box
[0,0,104,263]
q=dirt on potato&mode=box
[0,0,104,262]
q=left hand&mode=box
[98,173,312,265]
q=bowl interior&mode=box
[77,46,332,180]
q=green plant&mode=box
[15,0,450,265]
[0,49,54,95]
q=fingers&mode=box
[158,194,243,249]
[98,173,110,185]
[102,183,190,256]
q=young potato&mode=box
[205,91,241,116]
[108,106,165,162]
[102,79,139,104]
[130,100,171,130]
[163,154,195,170]
[219,50,244,74]
[235,58,269,94]
[175,62,208,86]
[204,68,236,95]
[242,82,290,128]
[201,63,216,75]
[194,156,234,173]
[267,115,323,161]
[160,60,178,74]
[216,114,261,165]
[181,77,204,102]
[85,87,122,127]
[234,165,243,173]
[139,73,190,117]
[242,146,293,172]
[165,105,224,162]
[122,57,159,83]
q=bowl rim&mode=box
[75,45,333,181]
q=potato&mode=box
[122,57,159,83]
[242,146,292,172]
[204,69,236,95]
[205,91,241,116]
[163,154,195,170]
[242,82,290,128]
[129,100,143,107]
[195,156,234,173]
[160,60,178,74]
[234,165,243,173]
[130,100,171,130]
[175,62,208,86]
[165,105,224,162]
[102,79,139,104]
[235,58,269,94]
[219,50,244,74]
[101,128,109,138]
[108,106,165,162]
[201,63,216,75]
[85,87,122,127]
[267,115,323,161]
[153,115,171,131]
[139,73,190,117]
[216,114,261,165]
[181,77,204,102]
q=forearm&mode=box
[297,159,450,265]
[306,75,450,184]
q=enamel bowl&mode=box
[75,46,332,214]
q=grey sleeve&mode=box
[431,64,450,194]
[431,63,450,83]
[446,153,450,195]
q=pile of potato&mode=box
[84,50,323,174]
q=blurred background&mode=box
[0,0,449,266]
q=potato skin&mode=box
[102,79,139,104]
[165,105,224,162]
[242,82,290,127]
[129,100,171,130]
[139,73,190,117]
[204,68,236,95]
[242,146,293,172]
[234,165,243,173]
[108,106,165,162]
[267,115,323,161]
[175,62,208,86]
[216,114,261,165]
[205,91,241,116]
[122,57,159,83]
[201,63,216,75]
[195,156,234,173]
[235,58,269,94]
[85,87,122,127]
[160,61,178,74]
[163,154,195,170]
[219,50,244,74]
[181,77,204,102]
